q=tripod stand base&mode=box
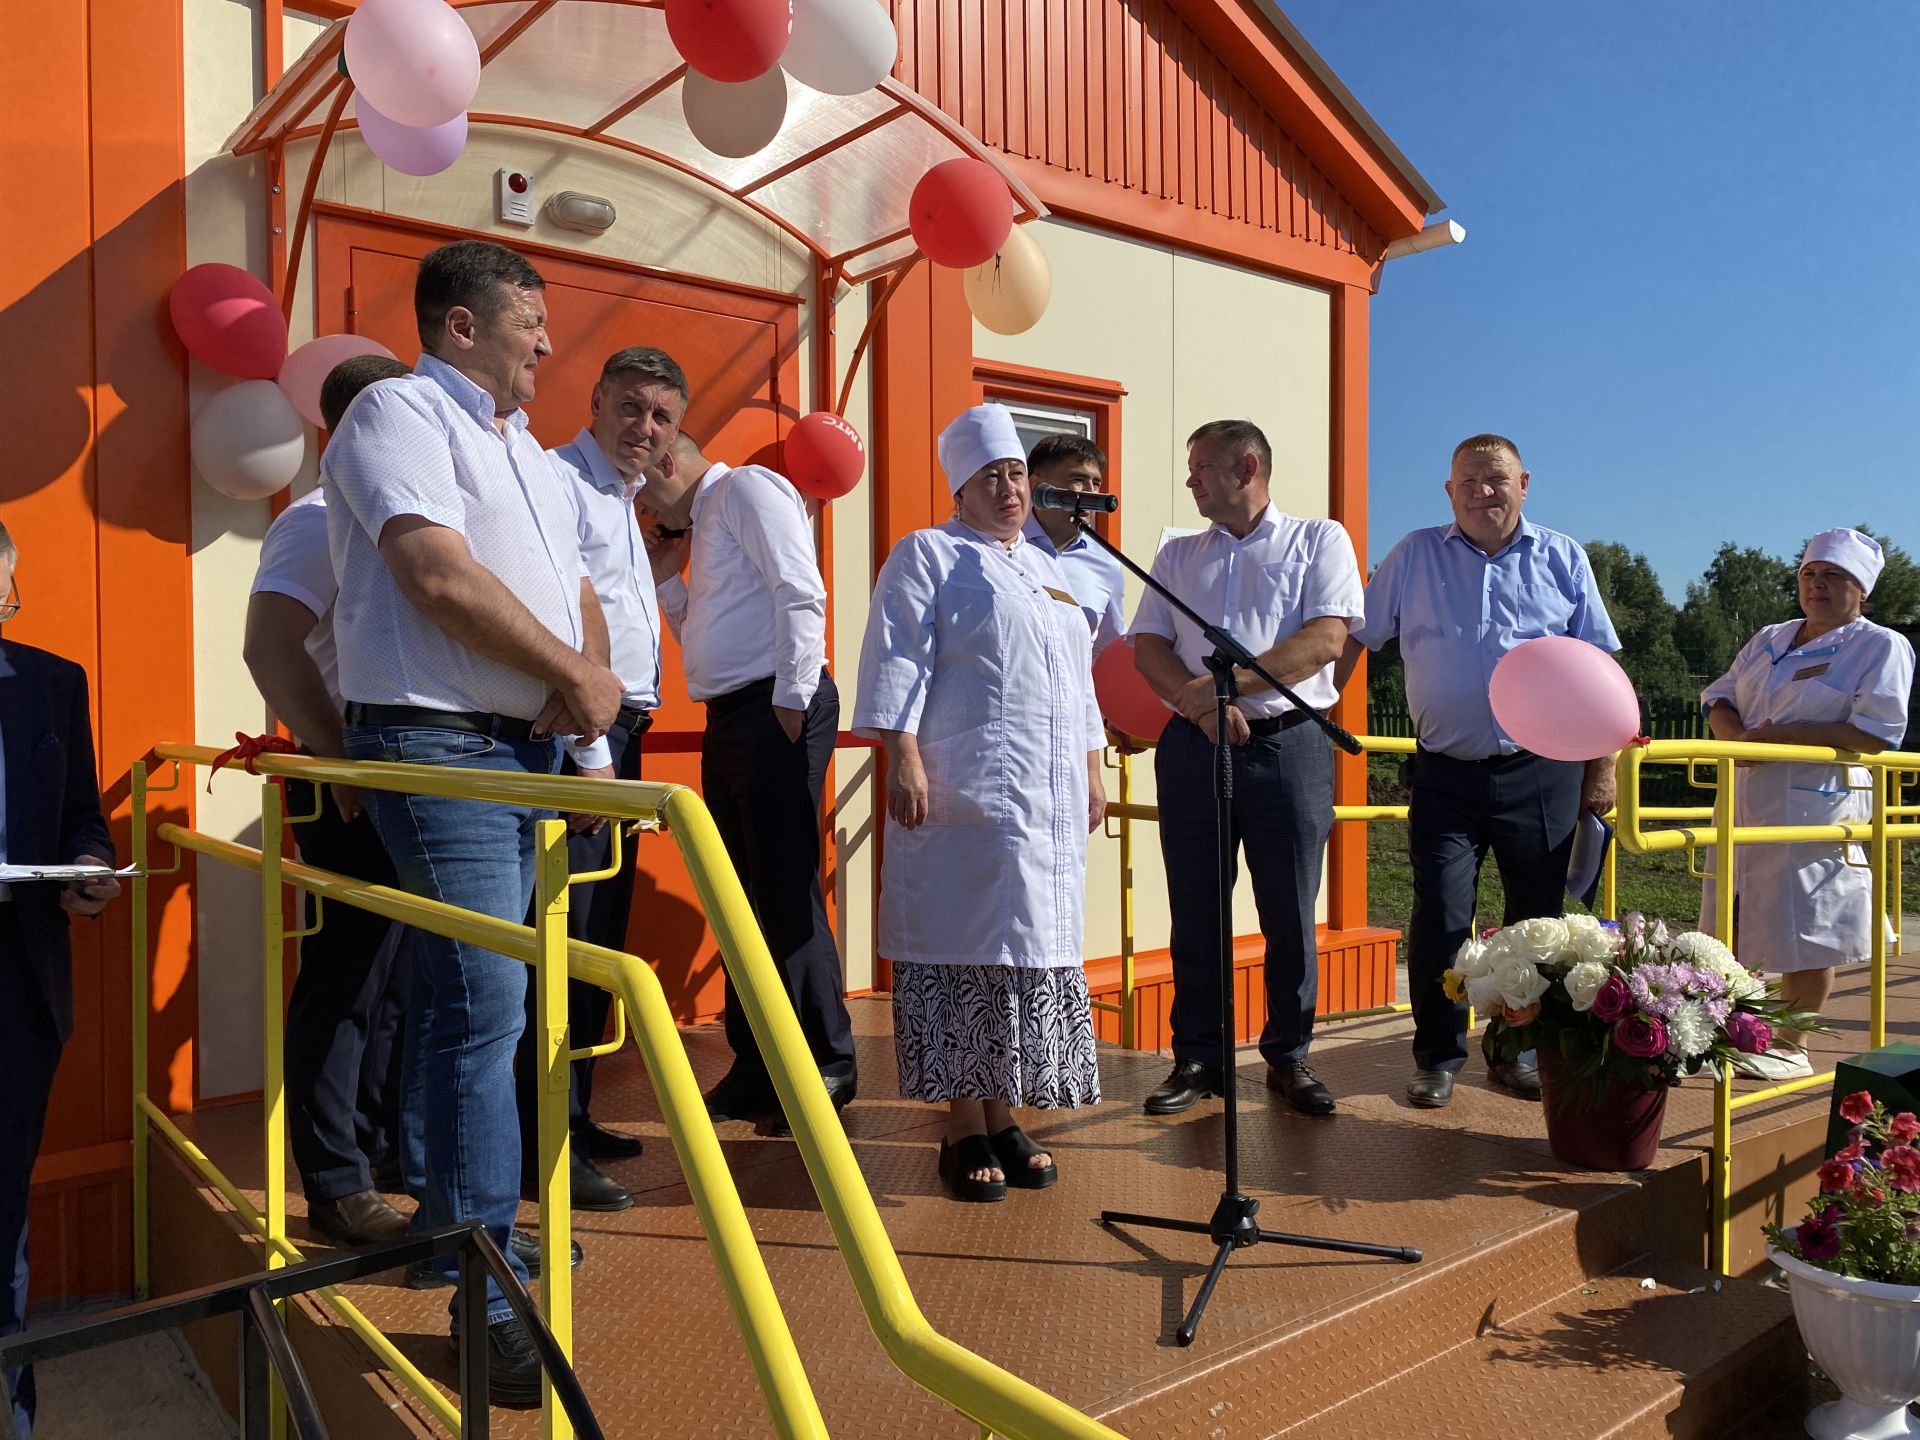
[1102,1201,1421,1346]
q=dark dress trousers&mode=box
[703,670,856,1088]
[0,641,113,1437]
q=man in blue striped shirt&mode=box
[1344,434,1620,1110]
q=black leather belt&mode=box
[1417,745,1534,766]
[1247,709,1317,737]
[344,702,539,742]
[705,676,777,717]
[615,705,654,735]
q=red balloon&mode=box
[1093,637,1170,745]
[909,158,1014,269]
[785,411,865,500]
[665,0,792,82]
[169,263,289,380]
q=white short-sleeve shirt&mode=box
[250,489,342,711]
[324,355,588,720]
[1128,504,1364,716]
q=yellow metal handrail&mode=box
[1615,737,1920,1272]
[134,743,1130,1440]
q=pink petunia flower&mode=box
[1840,1091,1876,1124]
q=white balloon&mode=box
[192,380,307,500]
[682,67,789,159]
[782,0,897,95]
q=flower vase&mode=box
[1537,1051,1668,1171]
[1769,1241,1920,1440]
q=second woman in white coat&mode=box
[854,403,1108,1203]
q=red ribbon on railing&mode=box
[206,732,298,790]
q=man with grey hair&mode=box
[1130,420,1363,1117]
[0,520,119,1438]
[1342,433,1620,1110]
[512,345,687,1213]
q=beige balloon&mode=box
[963,221,1051,335]
[681,66,788,160]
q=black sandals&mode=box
[989,1125,1058,1189]
[938,1133,1008,1203]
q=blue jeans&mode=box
[343,724,560,1324]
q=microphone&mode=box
[1031,484,1118,514]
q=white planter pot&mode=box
[1770,1241,1920,1440]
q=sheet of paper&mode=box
[0,863,139,883]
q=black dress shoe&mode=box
[1406,1069,1457,1108]
[1488,1057,1542,1100]
[1265,1061,1336,1115]
[521,1152,633,1211]
[448,1315,543,1409]
[1144,1061,1223,1115]
[703,1070,778,1122]
[576,1118,643,1160]
[407,1230,583,1290]
[770,1068,859,1137]
[308,1189,410,1246]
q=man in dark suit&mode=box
[0,521,119,1439]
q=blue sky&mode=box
[1283,2,1920,599]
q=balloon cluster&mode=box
[670,0,898,157]
[346,0,481,177]
[170,264,396,499]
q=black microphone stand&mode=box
[1055,498,1421,1347]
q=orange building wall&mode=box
[1,0,199,1304]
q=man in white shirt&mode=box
[325,240,622,1406]
[1020,432,1125,657]
[1130,420,1364,1118]
[639,431,857,1132]
[244,354,413,1250]
[512,346,683,1213]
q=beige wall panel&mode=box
[824,285,877,990]
[974,223,1338,966]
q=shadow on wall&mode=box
[0,186,192,544]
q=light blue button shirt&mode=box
[551,430,661,711]
[325,354,587,721]
[1022,514,1125,658]
[1353,517,1621,760]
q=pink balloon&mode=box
[276,334,399,428]
[344,0,481,128]
[169,264,288,380]
[1488,636,1642,762]
[356,95,468,176]
[1093,637,1170,745]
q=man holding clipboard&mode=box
[0,521,120,1438]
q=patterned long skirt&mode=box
[892,962,1101,1108]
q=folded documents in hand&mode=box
[0,863,139,883]
[1566,811,1612,910]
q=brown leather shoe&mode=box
[308,1188,409,1246]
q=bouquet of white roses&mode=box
[1443,913,1818,1096]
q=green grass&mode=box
[1359,757,1920,954]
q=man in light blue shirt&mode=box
[1344,434,1620,1110]
[512,346,682,1214]
[1020,433,1125,657]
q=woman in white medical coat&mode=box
[853,404,1108,1203]
[1702,528,1914,1081]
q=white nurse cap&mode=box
[937,403,1025,496]
[1801,528,1884,595]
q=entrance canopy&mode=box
[225,0,1047,283]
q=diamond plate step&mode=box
[1262,1256,1802,1440]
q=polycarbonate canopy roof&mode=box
[225,0,1045,281]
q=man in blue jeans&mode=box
[325,240,623,1407]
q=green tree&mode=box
[1674,543,1797,681]
[1585,541,1691,708]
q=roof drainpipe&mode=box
[1383,218,1466,262]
